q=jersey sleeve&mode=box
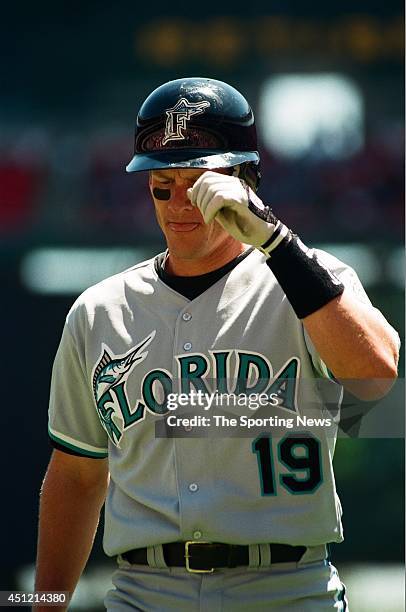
[48,321,109,458]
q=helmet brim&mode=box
[126,150,259,173]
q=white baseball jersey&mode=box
[48,248,372,557]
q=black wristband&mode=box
[266,234,345,319]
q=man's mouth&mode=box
[167,222,200,232]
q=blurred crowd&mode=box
[0,122,403,245]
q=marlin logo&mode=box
[92,331,156,442]
[93,331,156,401]
[162,98,210,145]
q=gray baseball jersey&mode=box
[48,248,372,557]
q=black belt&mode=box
[122,542,307,573]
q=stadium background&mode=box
[1,1,404,610]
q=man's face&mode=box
[149,168,235,262]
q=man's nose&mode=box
[167,182,194,211]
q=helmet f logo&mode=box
[163,98,210,145]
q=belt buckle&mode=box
[185,541,214,573]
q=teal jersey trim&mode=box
[48,429,108,458]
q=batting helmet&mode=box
[126,77,261,190]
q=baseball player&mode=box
[35,77,399,611]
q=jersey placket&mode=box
[172,303,215,541]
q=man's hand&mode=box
[187,171,287,254]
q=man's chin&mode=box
[165,232,208,258]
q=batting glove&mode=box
[187,171,290,256]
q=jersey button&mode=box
[183,342,192,351]
[193,530,202,539]
[188,483,199,492]
[182,312,192,321]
